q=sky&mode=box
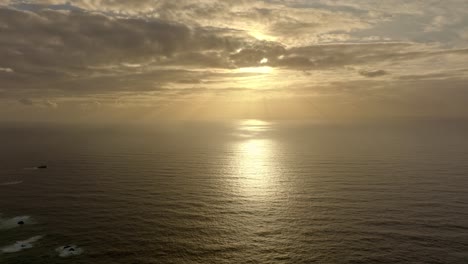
[1,0,468,122]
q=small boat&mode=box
[37,165,47,169]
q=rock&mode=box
[56,244,83,257]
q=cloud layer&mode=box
[1,0,468,121]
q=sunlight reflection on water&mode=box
[235,119,273,138]
[231,120,282,199]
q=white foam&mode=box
[56,245,83,257]
[0,181,23,186]
[1,236,43,253]
[0,216,32,229]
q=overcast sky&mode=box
[1,0,468,122]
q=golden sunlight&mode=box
[233,138,277,197]
[235,119,272,137]
[249,30,277,42]
[232,119,277,195]
[237,66,274,74]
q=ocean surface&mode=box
[1,120,467,263]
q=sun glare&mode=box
[231,119,279,198]
[249,30,277,41]
[237,66,274,74]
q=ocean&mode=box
[1,120,467,263]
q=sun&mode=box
[249,30,277,42]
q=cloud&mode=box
[0,67,13,73]
[44,100,58,108]
[0,1,467,121]
[17,98,58,108]
[18,98,34,105]
[359,69,388,78]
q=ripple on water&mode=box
[0,181,23,186]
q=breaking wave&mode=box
[0,215,32,230]
[56,245,84,257]
[1,236,43,253]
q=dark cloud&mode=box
[359,69,388,77]
[17,98,58,108]
[18,98,34,105]
[276,43,410,69]
[0,7,250,95]
[398,72,462,81]
[0,7,191,64]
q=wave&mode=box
[56,245,84,257]
[0,181,23,186]
[0,216,32,230]
[23,167,38,170]
[1,236,43,253]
